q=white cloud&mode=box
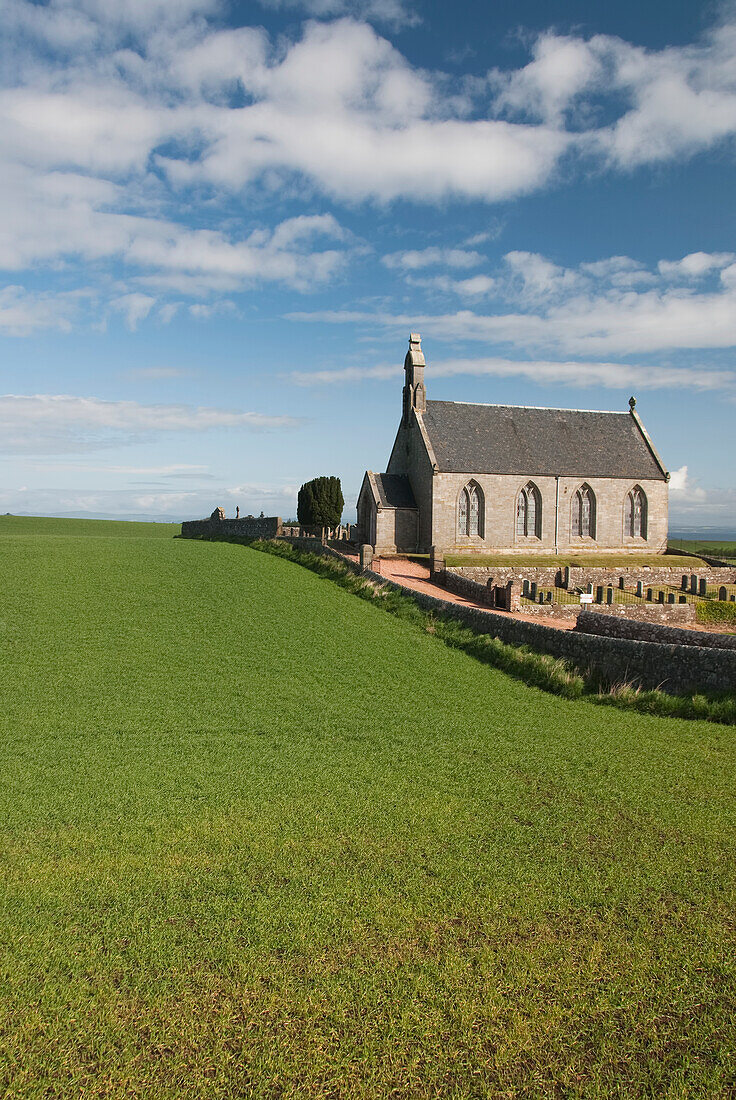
[0,164,350,294]
[666,465,736,525]
[491,33,602,125]
[110,292,156,331]
[289,355,735,392]
[382,247,483,270]
[669,464,705,498]
[0,394,300,454]
[1,3,736,237]
[290,246,736,360]
[0,284,86,335]
[657,251,736,280]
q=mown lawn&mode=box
[1,517,735,1097]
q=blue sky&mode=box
[1,0,735,526]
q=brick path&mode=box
[338,551,577,630]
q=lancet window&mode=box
[572,484,596,539]
[458,481,483,538]
[516,482,541,539]
[625,486,647,538]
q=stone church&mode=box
[357,334,669,556]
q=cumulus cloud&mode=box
[491,33,602,125]
[657,251,736,280]
[0,394,300,454]
[2,1,736,342]
[490,19,736,169]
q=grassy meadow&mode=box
[1,517,735,1097]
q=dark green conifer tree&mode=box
[297,476,344,526]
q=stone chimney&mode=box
[402,332,426,426]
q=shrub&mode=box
[297,476,345,527]
[696,601,736,626]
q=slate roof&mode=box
[371,472,417,509]
[421,401,667,480]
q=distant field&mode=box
[0,514,180,539]
[671,538,736,564]
[1,517,735,1096]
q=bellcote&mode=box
[402,332,426,425]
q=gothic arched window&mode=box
[572,484,596,539]
[516,482,541,539]
[458,481,484,538]
[625,486,647,538]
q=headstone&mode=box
[546,590,553,603]
[679,595,687,604]
[699,578,707,597]
[647,588,653,601]
[606,586,614,605]
[530,582,537,600]
[596,586,603,603]
[667,593,675,604]
[522,579,529,597]
[690,574,698,593]
[360,544,373,571]
[681,575,688,591]
[563,566,571,589]
[636,581,644,597]
[719,586,727,601]
[619,576,625,589]
[658,590,665,604]
[731,595,736,602]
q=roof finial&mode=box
[409,332,421,348]
[629,395,636,410]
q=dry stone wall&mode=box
[181,516,282,539]
[576,611,736,651]
[453,563,736,589]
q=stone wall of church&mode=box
[430,473,668,554]
[386,419,435,551]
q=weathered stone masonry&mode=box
[181,516,282,539]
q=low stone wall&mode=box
[181,516,282,539]
[452,563,736,589]
[576,611,736,651]
[443,569,696,623]
[454,565,563,587]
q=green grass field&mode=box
[672,539,736,566]
[1,517,735,1097]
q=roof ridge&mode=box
[426,399,626,416]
